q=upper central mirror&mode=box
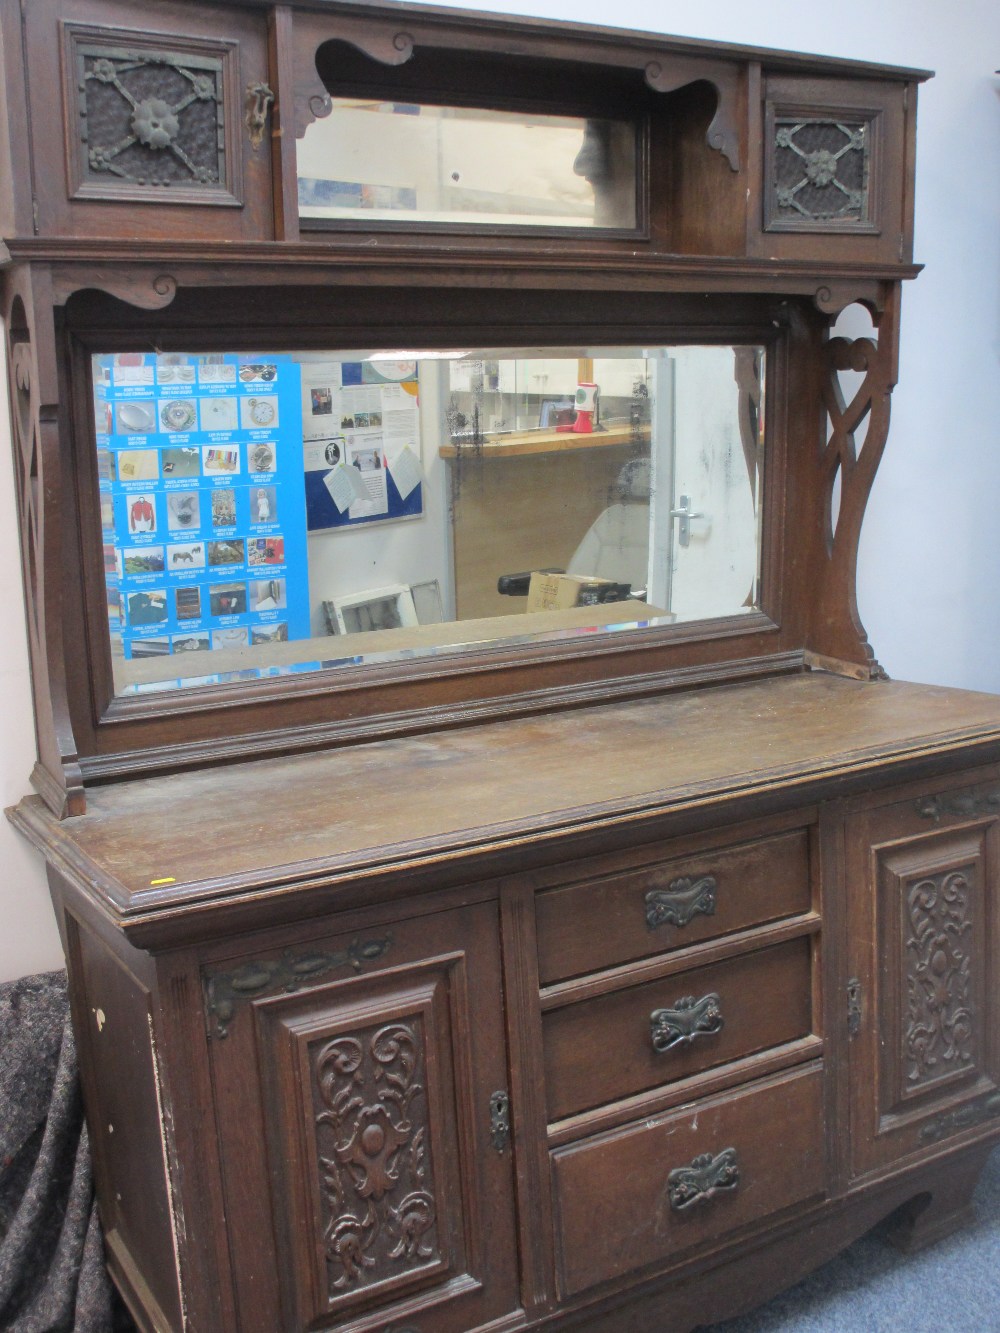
[298,101,638,229]
[93,345,765,695]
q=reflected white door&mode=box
[647,347,762,620]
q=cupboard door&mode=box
[205,901,519,1332]
[754,75,912,267]
[846,773,1000,1179]
[26,0,274,240]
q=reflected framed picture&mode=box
[539,398,575,429]
[323,584,419,636]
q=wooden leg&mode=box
[885,1146,992,1253]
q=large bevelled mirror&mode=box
[92,344,765,696]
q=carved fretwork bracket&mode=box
[292,17,415,138]
[3,270,85,816]
[51,269,179,311]
[644,59,741,170]
[809,284,901,676]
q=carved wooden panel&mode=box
[62,24,243,206]
[882,841,982,1109]
[262,971,460,1323]
[763,88,881,235]
[846,778,1000,1180]
[311,1016,445,1296]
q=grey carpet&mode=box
[703,1145,1000,1331]
[0,970,114,1332]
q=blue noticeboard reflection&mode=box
[95,352,311,665]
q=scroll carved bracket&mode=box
[50,270,179,312]
[4,281,85,817]
[295,26,414,138]
[812,284,887,318]
[644,59,741,170]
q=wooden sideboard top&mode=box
[11,672,1000,939]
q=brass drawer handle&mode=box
[650,993,724,1053]
[644,874,717,930]
[667,1147,740,1211]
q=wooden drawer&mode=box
[543,936,813,1122]
[536,828,811,985]
[551,1064,825,1298]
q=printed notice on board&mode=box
[302,360,423,531]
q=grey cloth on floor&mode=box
[0,970,114,1332]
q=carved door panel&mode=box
[846,772,1000,1180]
[204,900,519,1332]
[25,0,274,241]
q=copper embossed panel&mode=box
[64,25,242,205]
[771,119,869,225]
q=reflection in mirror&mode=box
[92,345,764,695]
[297,100,637,229]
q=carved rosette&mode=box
[904,870,975,1087]
[312,1021,440,1297]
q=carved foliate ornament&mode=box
[312,1021,441,1298]
[904,870,975,1087]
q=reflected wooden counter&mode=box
[438,423,648,458]
[441,425,650,620]
[112,599,666,691]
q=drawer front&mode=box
[536,828,811,985]
[551,1064,825,1297]
[543,936,813,1122]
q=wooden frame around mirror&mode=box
[56,283,809,787]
